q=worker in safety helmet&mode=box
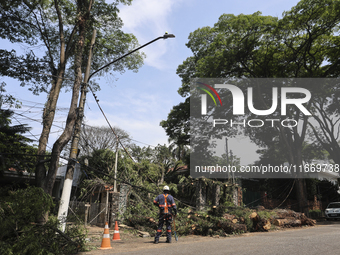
[153,185,177,244]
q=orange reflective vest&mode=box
[154,193,176,214]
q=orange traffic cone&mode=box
[112,221,121,241]
[99,222,112,249]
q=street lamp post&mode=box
[57,33,175,231]
[88,33,175,80]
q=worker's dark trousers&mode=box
[154,214,172,242]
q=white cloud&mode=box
[119,0,182,69]
[120,0,178,33]
[83,87,174,147]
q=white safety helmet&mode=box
[163,185,170,191]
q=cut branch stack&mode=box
[249,212,271,231]
[273,209,316,227]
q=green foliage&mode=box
[0,109,39,174]
[0,0,144,93]
[124,199,158,220]
[0,186,86,255]
[160,98,190,147]
[162,0,340,176]
[79,143,184,211]
[124,215,158,236]
[224,207,254,231]
[256,210,277,221]
[309,209,323,219]
[0,82,21,108]
[174,207,248,236]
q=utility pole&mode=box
[225,137,231,181]
[0,82,3,110]
[57,30,97,232]
[114,144,118,192]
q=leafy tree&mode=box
[128,144,180,185]
[160,98,190,147]
[0,186,86,254]
[0,0,144,197]
[0,109,40,174]
[62,125,131,158]
[162,0,340,213]
[168,137,190,162]
[308,93,340,166]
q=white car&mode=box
[325,202,340,220]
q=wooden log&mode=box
[223,213,236,221]
[273,218,301,227]
[274,209,300,219]
[261,219,271,231]
[300,215,316,226]
[256,205,265,211]
[274,209,316,226]
[249,212,258,220]
[252,216,271,231]
[146,217,155,223]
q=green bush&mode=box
[309,209,323,219]
[257,210,277,220]
[0,186,86,255]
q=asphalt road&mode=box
[80,222,340,255]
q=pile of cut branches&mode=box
[124,205,316,237]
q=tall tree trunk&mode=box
[159,167,165,185]
[212,183,220,207]
[195,178,207,211]
[36,1,92,198]
[279,123,308,215]
[35,0,67,192]
[44,7,88,195]
[36,71,65,190]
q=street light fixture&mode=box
[88,33,176,81]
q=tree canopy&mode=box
[0,0,144,196]
[161,0,340,213]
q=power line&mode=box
[87,84,135,161]
[9,66,166,166]
[60,154,195,209]
[10,68,158,149]
[9,67,161,150]
[82,123,157,148]
[1,150,194,209]
[14,109,157,153]
[12,112,65,130]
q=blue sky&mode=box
[3,0,301,165]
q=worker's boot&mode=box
[166,231,172,243]
[154,231,161,244]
